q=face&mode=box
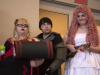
[16,23,28,35]
[41,23,52,34]
[77,12,88,25]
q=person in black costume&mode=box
[37,17,66,75]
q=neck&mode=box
[19,36,25,39]
[18,34,27,40]
[79,24,87,29]
[43,32,51,39]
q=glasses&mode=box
[16,24,28,28]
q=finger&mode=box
[72,49,77,52]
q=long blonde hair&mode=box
[12,18,31,41]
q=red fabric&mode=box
[80,49,84,52]
[0,55,1,61]
[3,38,36,75]
[3,38,13,59]
[23,65,28,75]
[3,38,35,59]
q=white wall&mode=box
[40,1,74,27]
[56,0,100,10]
[40,1,100,27]
[0,0,39,44]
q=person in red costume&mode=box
[0,18,44,75]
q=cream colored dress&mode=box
[65,33,100,75]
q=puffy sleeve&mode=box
[4,39,11,53]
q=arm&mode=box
[46,34,66,74]
[63,33,76,52]
[88,46,100,53]
[87,26,100,53]
[4,39,11,52]
[0,39,11,61]
[30,38,44,67]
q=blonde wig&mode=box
[13,18,31,41]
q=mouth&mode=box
[21,29,25,31]
[79,19,85,21]
[45,28,50,30]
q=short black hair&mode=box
[39,17,52,30]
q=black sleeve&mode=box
[48,34,66,74]
[0,40,11,61]
[4,40,11,53]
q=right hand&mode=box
[67,44,77,52]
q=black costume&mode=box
[37,32,66,75]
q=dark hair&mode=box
[39,17,52,30]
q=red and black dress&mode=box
[0,38,39,75]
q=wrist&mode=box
[46,68,53,75]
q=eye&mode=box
[47,23,51,25]
[82,14,85,17]
[77,15,80,17]
[16,24,28,27]
[42,23,46,26]
[17,24,22,27]
[24,24,28,27]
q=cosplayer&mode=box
[37,17,66,75]
[64,5,100,75]
[0,18,44,75]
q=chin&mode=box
[79,21,86,24]
[20,32,25,34]
[44,31,51,34]
[79,22,86,25]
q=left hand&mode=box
[79,43,91,50]
[45,68,52,75]
[30,59,44,67]
[30,60,37,67]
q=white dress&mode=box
[65,33,100,75]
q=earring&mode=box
[14,31,18,39]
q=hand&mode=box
[30,60,37,67]
[79,43,91,50]
[30,59,44,68]
[35,59,44,66]
[67,44,77,52]
[44,67,53,75]
[83,43,91,49]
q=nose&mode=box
[21,26,25,28]
[79,16,83,19]
[45,24,48,27]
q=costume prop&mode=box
[14,41,54,59]
[66,43,91,59]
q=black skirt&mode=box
[0,55,39,75]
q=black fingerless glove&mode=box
[45,68,53,75]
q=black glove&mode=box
[45,68,53,75]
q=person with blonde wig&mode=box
[64,5,100,75]
[0,18,44,75]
